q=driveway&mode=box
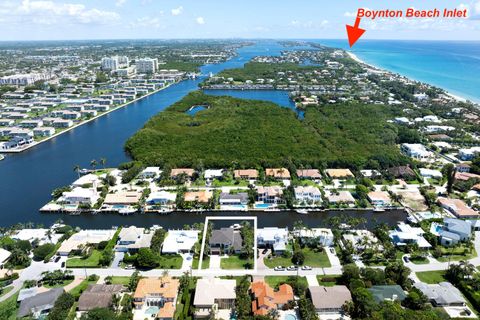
[209,255,222,270]
[111,252,125,269]
[324,246,341,267]
[180,253,193,271]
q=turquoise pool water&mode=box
[255,203,271,209]
[145,306,159,316]
[285,314,297,320]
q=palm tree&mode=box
[100,158,107,170]
[90,159,98,171]
[73,164,81,179]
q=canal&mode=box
[0,41,406,229]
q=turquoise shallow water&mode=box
[314,40,480,102]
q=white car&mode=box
[274,266,285,271]
[287,266,298,271]
[301,265,312,270]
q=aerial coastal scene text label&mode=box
[358,7,468,19]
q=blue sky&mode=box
[0,0,479,41]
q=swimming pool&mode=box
[255,203,271,209]
[284,314,298,320]
[145,306,159,316]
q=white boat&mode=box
[231,224,242,230]
[373,207,385,212]
[118,208,137,215]
[296,209,309,215]
[266,208,281,212]
[0,154,4,161]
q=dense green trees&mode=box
[125,91,408,169]
[33,243,56,261]
[135,248,159,269]
[47,293,75,320]
[150,228,167,254]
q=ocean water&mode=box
[314,39,480,103]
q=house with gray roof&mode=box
[209,228,243,255]
[431,218,472,246]
[368,285,406,303]
[17,287,38,302]
[116,226,153,252]
[414,282,466,307]
[219,192,248,206]
[308,286,351,315]
[18,288,64,318]
[78,284,126,311]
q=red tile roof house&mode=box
[234,169,259,180]
[250,281,294,316]
[296,169,322,180]
[437,197,480,219]
[265,168,291,180]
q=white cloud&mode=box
[115,0,126,7]
[130,16,162,28]
[171,6,183,16]
[196,16,205,25]
[9,0,120,25]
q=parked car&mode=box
[329,248,335,254]
[287,266,298,271]
[403,256,410,263]
[274,266,285,271]
[54,256,61,263]
[262,248,268,254]
[61,262,65,268]
[301,265,312,270]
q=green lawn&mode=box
[263,248,330,268]
[416,271,446,284]
[303,248,331,268]
[0,290,19,320]
[44,278,74,288]
[264,276,308,289]
[192,256,210,269]
[220,255,253,270]
[66,250,102,268]
[109,276,131,286]
[410,256,429,265]
[436,247,477,262]
[0,286,13,298]
[317,275,341,287]
[157,254,183,269]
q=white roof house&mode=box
[146,191,177,204]
[257,227,289,252]
[162,230,199,254]
[293,228,334,246]
[0,248,11,266]
[12,229,62,245]
[401,143,432,160]
[57,229,116,255]
[204,169,224,180]
[116,226,153,252]
[419,168,443,179]
[71,174,101,188]
[389,222,431,248]
[137,167,162,179]
[193,278,237,318]
[61,187,99,205]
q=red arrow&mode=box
[346,16,366,47]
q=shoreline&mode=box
[1,81,176,154]
[346,51,472,104]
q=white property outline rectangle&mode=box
[198,216,257,272]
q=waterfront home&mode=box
[414,282,466,307]
[389,222,431,248]
[431,218,472,246]
[458,147,480,161]
[170,168,195,180]
[12,228,62,245]
[184,190,213,204]
[342,230,383,252]
[219,192,248,206]
[367,191,391,207]
[250,281,294,316]
[115,226,153,252]
[137,167,162,180]
[17,288,64,318]
[368,285,407,303]
[33,127,55,137]
[0,248,11,269]
[293,228,334,247]
[437,197,479,218]
[257,227,289,254]
[234,169,258,180]
[78,284,125,312]
[325,168,354,179]
[401,143,432,160]
[162,230,199,254]
[256,186,284,205]
[456,163,471,173]
[209,228,243,255]
[294,186,322,204]
[146,191,177,205]
[57,229,116,256]
[133,277,179,320]
[103,191,142,206]
[296,169,322,180]
[325,190,355,204]
[193,278,236,319]
[265,168,291,180]
[308,286,351,316]
[60,187,99,205]
[71,173,101,188]
[52,119,74,128]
